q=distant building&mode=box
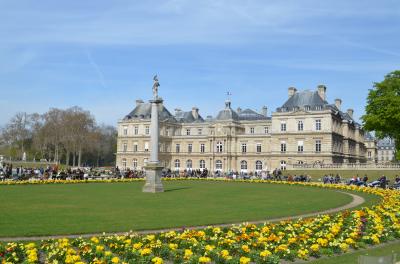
[377,138,396,162]
[116,85,368,172]
[364,132,378,164]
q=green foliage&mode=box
[362,70,400,159]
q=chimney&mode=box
[334,98,342,110]
[136,99,144,105]
[237,107,242,113]
[174,108,182,116]
[288,87,297,97]
[261,106,268,116]
[192,107,199,119]
[317,85,327,101]
[347,108,354,118]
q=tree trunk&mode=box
[78,148,82,167]
[66,151,70,166]
[72,152,76,167]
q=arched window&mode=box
[255,160,262,171]
[215,160,222,171]
[199,160,206,169]
[174,159,180,170]
[122,158,127,169]
[132,159,137,169]
[216,141,223,153]
[186,159,192,169]
[297,160,304,165]
[280,160,286,170]
[240,160,247,170]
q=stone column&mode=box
[143,98,164,193]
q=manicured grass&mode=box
[0,181,364,237]
[284,170,400,181]
[309,240,400,264]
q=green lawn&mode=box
[309,240,400,264]
[0,181,367,237]
[284,170,400,181]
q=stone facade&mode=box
[377,138,396,162]
[116,86,369,172]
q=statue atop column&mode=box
[152,75,160,99]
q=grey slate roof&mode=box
[281,90,328,109]
[124,103,176,122]
[238,109,270,121]
[175,111,205,123]
[364,132,375,141]
[216,101,239,121]
[377,138,395,148]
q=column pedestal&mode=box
[142,163,164,193]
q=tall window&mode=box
[298,120,304,131]
[198,128,202,135]
[186,160,192,169]
[280,141,287,152]
[315,139,321,152]
[256,143,262,153]
[144,142,149,152]
[250,127,255,134]
[256,160,262,171]
[134,126,138,135]
[315,119,321,131]
[215,160,222,170]
[145,126,150,135]
[297,141,304,152]
[188,144,193,153]
[122,158,126,168]
[280,121,287,132]
[176,144,180,153]
[264,126,269,134]
[368,151,371,158]
[123,126,128,135]
[186,128,191,135]
[123,143,127,152]
[165,128,169,136]
[132,159,137,169]
[280,160,286,170]
[216,141,223,153]
[200,143,205,153]
[240,160,247,170]
[174,159,180,170]
[241,143,247,153]
[133,143,138,152]
[199,160,206,169]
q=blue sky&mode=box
[1,0,399,126]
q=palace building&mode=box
[116,85,369,172]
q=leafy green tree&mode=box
[362,70,400,160]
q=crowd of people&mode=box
[1,162,399,189]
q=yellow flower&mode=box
[310,244,319,252]
[205,244,215,251]
[105,251,112,256]
[198,256,212,263]
[152,257,163,264]
[240,256,251,264]
[260,250,272,258]
[168,243,178,250]
[91,237,99,244]
[340,243,349,252]
[133,242,143,250]
[140,248,152,256]
[111,256,120,263]
[184,249,193,259]
[241,245,250,253]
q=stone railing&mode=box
[288,163,400,170]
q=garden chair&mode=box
[358,253,397,264]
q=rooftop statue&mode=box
[152,75,160,99]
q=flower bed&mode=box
[0,180,399,264]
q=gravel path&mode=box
[0,191,365,242]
